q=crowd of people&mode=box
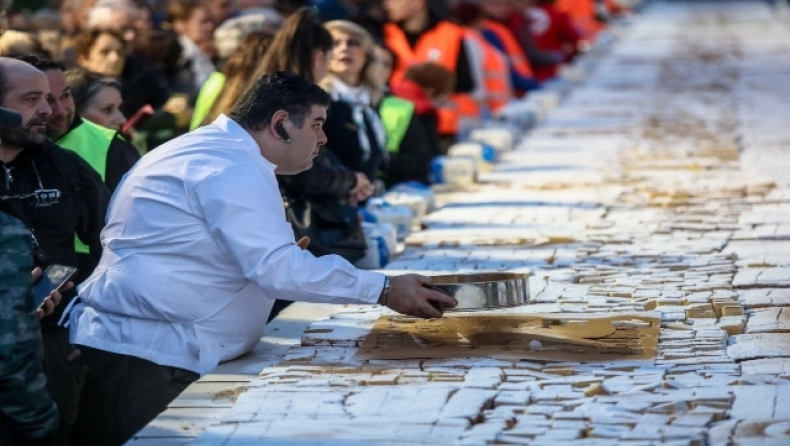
[0,0,628,445]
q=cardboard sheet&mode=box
[355,312,660,362]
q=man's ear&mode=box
[271,110,289,126]
[269,110,290,138]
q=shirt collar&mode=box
[211,114,277,170]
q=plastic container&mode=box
[354,222,391,270]
[429,156,476,187]
[469,128,515,153]
[388,181,437,213]
[497,101,540,128]
[365,199,414,240]
[383,191,429,221]
[447,142,496,173]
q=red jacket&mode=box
[525,4,583,81]
[390,79,436,115]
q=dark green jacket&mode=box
[0,212,59,443]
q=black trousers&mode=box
[70,347,199,446]
[41,328,85,445]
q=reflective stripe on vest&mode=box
[190,72,226,130]
[384,21,481,135]
[483,19,534,78]
[379,96,415,152]
[57,119,114,254]
[466,31,513,113]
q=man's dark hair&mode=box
[229,71,330,132]
[13,54,65,73]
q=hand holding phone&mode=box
[32,265,77,319]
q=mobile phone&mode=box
[121,104,154,135]
[33,265,77,308]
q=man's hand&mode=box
[297,236,310,250]
[163,94,193,129]
[386,274,458,319]
[348,172,375,205]
[31,267,72,320]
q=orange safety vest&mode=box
[556,0,601,36]
[384,21,481,135]
[483,19,534,79]
[469,31,512,113]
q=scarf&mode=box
[330,77,387,162]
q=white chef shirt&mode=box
[70,114,385,375]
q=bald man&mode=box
[0,57,110,442]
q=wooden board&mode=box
[355,312,660,362]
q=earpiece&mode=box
[275,123,291,143]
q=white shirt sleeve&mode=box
[194,164,385,305]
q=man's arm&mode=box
[0,213,59,442]
[195,165,455,318]
[197,165,382,304]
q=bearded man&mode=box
[0,57,110,442]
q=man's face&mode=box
[61,0,77,34]
[43,69,75,140]
[110,9,140,51]
[180,6,215,45]
[0,68,52,150]
[208,0,232,24]
[75,0,99,30]
[274,105,328,175]
[383,0,425,23]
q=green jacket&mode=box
[57,117,140,254]
[191,72,226,130]
[0,212,59,442]
[379,95,416,152]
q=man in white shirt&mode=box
[69,71,457,446]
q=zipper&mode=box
[3,165,12,188]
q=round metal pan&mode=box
[428,272,531,311]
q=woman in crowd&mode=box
[192,31,275,129]
[66,68,127,132]
[73,28,126,78]
[319,20,387,184]
[254,8,375,321]
[133,27,187,96]
[250,7,332,85]
[74,28,182,149]
[258,7,374,234]
[166,0,216,96]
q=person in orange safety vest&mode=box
[382,0,487,141]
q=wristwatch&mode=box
[378,276,391,306]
